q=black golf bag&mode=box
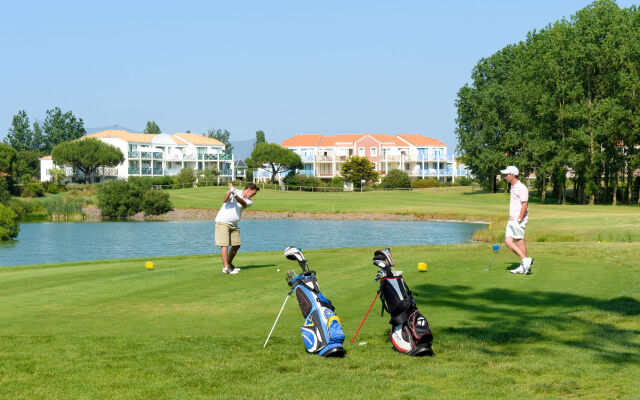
[374,248,434,357]
[284,246,345,357]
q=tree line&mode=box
[456,0,640,205]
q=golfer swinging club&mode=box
[501,166,534,275]
[214,181,259,274]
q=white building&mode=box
[280,133,469,182]
[40,130,242,183]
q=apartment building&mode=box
[40,130,241,182]
[280,133,468,182]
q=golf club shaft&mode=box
[263,292,292,348]
[350,293,379,344]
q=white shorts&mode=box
[505,220,527,240]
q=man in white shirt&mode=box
[501,166,534,275]
[215,182,259,274]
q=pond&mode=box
[0,219,485,266]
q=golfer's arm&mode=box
[222,191,232,203]
[518,202,528,221]
[233,194,248,208]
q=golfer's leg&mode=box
[505,237,525,260]
[228,245,240,264]
[515,239,527,258]
[220,246,230,268]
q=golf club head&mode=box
[284,246,308,271]
[286,270,297,286]
[373,248,394,268]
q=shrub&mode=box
[141,190,172,215]
[129,176,174,189]
[382,169,411,189]
[0,203,20,241]
[330,176,344,188]
[175,168,196,186]
[0,177,10,205]
[284,173,327,190]
[412,179,441,189]
[456,177,474,186]
[45,182,59,194]
[22,182,45,198]
[96,180,145,218]
[65,183,88,191]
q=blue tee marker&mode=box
[483,245,500,271]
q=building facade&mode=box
[280,134,469,182]
[40,130,242,182]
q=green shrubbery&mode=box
[381,169,411,189]
[175,168,196,186]
[97,180,172,218]
[284,173,327,190]
[412,179,441,188]
[0,203,19,240]
[129,176,175,189]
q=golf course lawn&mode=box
[1,243,638,399]
[168,186,640,242]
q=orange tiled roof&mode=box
[282,134,323,147]
[173,132,224,146]
[368,134,402,145]
[39,155,52,160]
[86,130,157,143]
[397,134,445,146]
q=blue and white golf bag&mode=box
[284,247,346,357]
[374,248,434,357]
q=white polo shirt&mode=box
[215,189,252,226]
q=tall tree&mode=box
[340,155,379,187]
[42,107,86,154]
[255,130,266,146]
[52,138,124,184]
[251,142,302,182]
[207,128,233,155]
[144,121,161,134]
[5,110,33,151]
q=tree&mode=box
[48,167,67,186]
[251,142,303,182]
[42,107,86,154]
[96,180,146,218]
[0,177,10,205]
[16,150,41,179]
[52,138,124,184]
[5,110,33,151]
[0,203,19,241]
[207,128,233,155]
[255,130,266,146]
[144,121,161,134]
[340,155,379,187]
[382,169,411,189]
[175,167,196,186]
[0,143,18,195]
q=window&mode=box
[358,147,365,156]
[319,164,332,176]
[370,147,377,156]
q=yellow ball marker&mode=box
[145,261,154,270]
[418,262,427,272]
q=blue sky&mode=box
[1,0,636,153]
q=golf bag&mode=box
[284,247,346,357]
[374,248,434,357]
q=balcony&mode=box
[153,152,163,159]
[98,167,118,176]
[298,169,315,176]
[128,167,139,174]
[219,169,231,176]
[128,151,139,158]
[153,168,163,175]
[141,167,152,175]
[141,152,152,159]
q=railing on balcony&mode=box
[219,169,231,176]
[153,152,163,159]
[153,168,163,175]
[141,152,152,159]
[300,155,316,162]
[128,167,140,174]
[298,169,315,176]
[98,167,118,176]
[141,167,152,175]
[128,151,139,158]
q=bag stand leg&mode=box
[264,290,293,348]
[350,293,379,344]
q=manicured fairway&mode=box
[1,243,638,399]
[169,186,640,242]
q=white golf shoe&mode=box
[510,264,526,274]
[522,258,534,275]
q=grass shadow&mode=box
[235,263,277,271]
[412,283,640,364]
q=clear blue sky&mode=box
[1,0,636,153]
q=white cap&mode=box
[500,166,519,175]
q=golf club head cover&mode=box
[284,246,308,271]
[374,248,394,268]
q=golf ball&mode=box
[277,269,280,272]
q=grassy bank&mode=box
[169,186,640,242]
[1,244,638,399]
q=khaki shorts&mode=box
[505,220,527,240]
[215,222,241,247]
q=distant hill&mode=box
[85,124,141,134]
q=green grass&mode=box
[1,244,639,399]
[169,186,640,242]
